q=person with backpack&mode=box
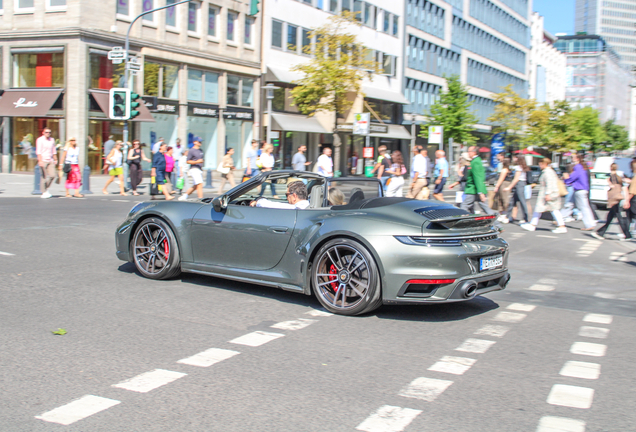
[385,150,406,197]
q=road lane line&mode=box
[0,251,15,256]
[112,369,186,393]
[506,303,536,312]
[570,342,607,357]
[355,405,422,432]
[593,292,617,299]
[578,326,610,339]
[492,311,527,323]
[271,318,318,331]
[536,416,586,432]
[527,284,556,291]
[305,309,333,317]
[538,278,558,284]
[474,324,509,338]
[455,338,497,354]
[398,377,453,402]
[582,313,613,324]
[229,331,285,347]
[537,235,557,238]
[559,361,601,380]
[428,356,476,375]
[177,348,240,367]
[547,384,594,409]
[35,395,120,425]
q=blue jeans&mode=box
[380,176,390,192]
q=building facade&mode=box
[528,12,566,104]
[555,35,633,133]
[403,0,531,145]
[575,0,636,73]
[0,0,261,173]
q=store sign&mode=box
[353,113,370,135]
[223,109,254,120]
[428,126,443,144]
[143,97,177,113]
[363,147,374,158]
[13,98,38,108]
[0,89,63,117]
[337,123,388,133]
[188,104,219,118]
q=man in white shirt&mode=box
[152,137,164,154]
[36,128,58,198]
[250,180,310,209]
[316,147,333,177]
[407,145,430,200]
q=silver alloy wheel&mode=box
[133,222,170,275]
[314,244,370,310]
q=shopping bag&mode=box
[150,176,160,196]
[455,191,464,204]
[176,177,185,190]
[242,176,251,183]
[524,184,532,200]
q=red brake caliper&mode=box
[163,240,169,258]
[329,264,338,291]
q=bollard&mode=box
[32,165,42,195]
[204,169,213,189]
[79,166,93,195]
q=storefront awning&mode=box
[89,90,155,122]
[0,89,63,117]
[362,86,410,104]
[369,124,412,140]
[265,66,304,84]
[271,113,329,133]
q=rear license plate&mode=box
[480,255,503,271]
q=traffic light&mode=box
[129,92,140,120]
[109,88,130,120]
[249,0,259,15]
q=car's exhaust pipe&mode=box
[458,281,478,299]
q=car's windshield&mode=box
[230,175,325,205]
[325,179,383,206]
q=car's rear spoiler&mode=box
[427,214,497,229]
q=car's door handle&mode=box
[268,226,289,233]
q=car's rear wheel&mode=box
[132,218,181,280]
[311,238,382,316]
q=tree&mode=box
[525,100,571,152]
[418,75,479,146]
[562,106,607,153]
[603,120,630,152]
[487,85,536,148]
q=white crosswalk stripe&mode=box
[428,356,476,375]
[578,326,610,339]
[356,405,422,432]
[455,338,496,354]
[271,318,317,331]
[507,303,536,312]
[583,313,613,325]
[536,416,586,432]
[177,348,240,367]
[474,324,509,338]
[492,311,527,323]
[229,331,285,347]
[305,309,333,317]
[559,361,601,380]
[35,395,120,425]
[398,377,454,402]
[547,384,594,409]
[112,369,186,393]
[570,342,607,357]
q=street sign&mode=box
[363,147,374,158]
[353,113,370,135]
[108,47,127,65]
[126,57,142,71]
[428,126,443,144]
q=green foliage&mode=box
[290,12,380,119]
[487,85,536,146]
[603,119,630,151]
[563,106,607,153]
[418,75,479,146]
[525,100,571,151]
[51,328,67,335]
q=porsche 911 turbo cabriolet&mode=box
[115,170,510,315]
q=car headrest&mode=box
[350,189,365,203]
[309,185,324,208]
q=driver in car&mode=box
[250,180,310,209]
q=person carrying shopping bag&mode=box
[59,138,83,198]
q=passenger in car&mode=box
[328,187,345,206]
[250,180,310,209]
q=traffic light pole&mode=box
[121,0,190,189]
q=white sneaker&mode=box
[575,214,583,221]
[520,223,536,231]
[552,227,567,234]
[563,217,575,223]
[591,232,604,240]
[178,194,188,201]
[41,191,52,199]
[501,216,509,224]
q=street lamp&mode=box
[262,84,280,146]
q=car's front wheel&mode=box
[132,218,181,280]
[311,238,382,316]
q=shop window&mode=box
[143,61,179,99]
[272,20,283,48]
[227,75,254,107]
[142,0,154,22]
[15,0,34,12]
[89,53,126,90]
[117,0,129,16]
[245,16,254,45]
[287,24,298,52]
[188,1,198,33]
[228,11,238,41]
[208,6,218,37]
[187,68,219,103]
[166,0,178,27]
[13,53,64,88]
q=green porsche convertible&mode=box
[115,170,510,316]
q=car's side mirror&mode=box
[212,195,227,212]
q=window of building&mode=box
[13,52,64,87]
[316,0,323,9]
[142,0,154,21]
[15,0,34,12]
[272,20,283,48]
[364,99,397,123]
[353,0,363,21]
[143,61,179,99]
[188,1,198,32]
[287,24,298,52]
[245,16,254,45]
[364,3,375,27]
[329,0,337,13]
[228,11,238,41]
[208,6,217,36]
[227,75,240,105]
[392,14,398,35]
[227,75,254,107]
[242,79,254,107]
[342,0,350,12]
[89,53,126,90]
[187,69,219,103]
[301,28,312,54]
[47,0,66,9]
[166,0,178,27]
[383,11,390,32]
[116,0,128,16]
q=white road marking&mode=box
[428,356,477,375]
[474,324,509,338]
[570,342,607,357]
[593,292,617,299]
[492,311,527,323]
[573,238,590,241]
[559,361,601,380]
[111,199,131,202]
[271,318,318,331]
[229,331,285,347]
[35,395,120,425]
[609,252,628,262]
[528,284,556,291]
[536,416,586,432]
[455,338,497,354]
[537,235,557,238]
[507,303,536,312]
[305,309,333,317]
[355,405,422,432]
[547,384,594,409]
[578,326,610,339]
[538,278,558,284]
[112,369,186,393]
[583,313,613,324]
[398,377,453,402]
[0,251,15,256]
[177,348,240,367]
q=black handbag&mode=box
[62,163,72,174]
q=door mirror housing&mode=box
[212,195,228,212]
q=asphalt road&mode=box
[0,195,635,432]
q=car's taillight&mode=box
[406,279,456,284]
